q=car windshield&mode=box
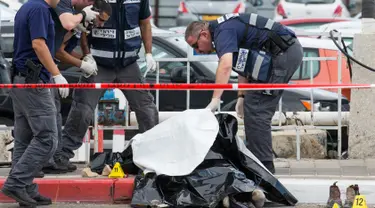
[285,0,335,3]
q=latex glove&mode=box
[145,53,156,72]
[235,97,244,119]
[205,98,221,112]
[53,74,69,99]
[83,54,95,63]
[75,23,90,34]
[80,58,98,78]
[81,5,99,25]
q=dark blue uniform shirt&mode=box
[51,0,74,56]
[212,17,295,59]
[13,0,55,83]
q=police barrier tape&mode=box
[0,83,372,90]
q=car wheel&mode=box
[0,117,13,126]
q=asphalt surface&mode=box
[0,203,328,208]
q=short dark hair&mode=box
[93,0,112,16]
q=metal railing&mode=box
[0,30,347,163]
[90,30,347,161]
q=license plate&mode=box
[201,15,220,21]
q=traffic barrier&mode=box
[71,129,91,163]
[0,83,370,90]
[0,29,350,161]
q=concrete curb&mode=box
[1,176,375,205]
[0,178,135,203]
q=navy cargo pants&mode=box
[244,38,303,169]
[3,75,58,196]
[54,61,159,164]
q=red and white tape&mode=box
[0,83,373,90]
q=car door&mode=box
[290,47,321,83]
[137,43,200,111]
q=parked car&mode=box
[278,17,352,29]
[0,0,22,11]
[0,3,16,22]
[0,24,349,126]
[274,0,351,21]
[289,36,352,100]
[176,0,257,26]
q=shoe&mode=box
[344,185,355,208]
[1,187,37,207]
[42,163,69,174]
[261,161,275,174]
[34,171,44,178]
[344,184,360,208]
[20,194,52,206]
[67,162,77,172]
[252,189,266,208]
[326,181,343,208]
[353,184,360,195]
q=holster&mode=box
[264,32,296,56]
[25,59,42,84]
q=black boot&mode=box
[34,171,44,178]
[66,162,77,172]
[20,194,52,206]
[1,188,37,207]
[42,163,69,174]
[262,161,275,174]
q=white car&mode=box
[274,0,351,21]
[0,0,22,11]
[305,20,360,45]
[0,4,16,22]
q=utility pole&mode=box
[362,0,375,18]
[155,0,160,27]
[348,0,375,159]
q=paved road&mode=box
[0,203,327,208]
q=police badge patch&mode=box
[234,48,249,72]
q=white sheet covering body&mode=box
[127,109,219,176]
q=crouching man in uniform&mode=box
[184,13,303,174]
[1,0,69,206]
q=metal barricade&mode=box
[88,30,346,162]
[0,30,346,163]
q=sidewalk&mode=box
[0,159,374,205]
[274,158,375,178]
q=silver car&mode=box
[176,0,258,26]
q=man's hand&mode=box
[80,57,98,78]
[206,98,221,112]
[53,74,69,98]
[81,5,99,26]
[145,53,156,72]
[84,54,95,63]
[75,23,90,34]
[235,97,244,119]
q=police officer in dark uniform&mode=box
[185,13,303,174]
[42,0,106,174]
[52,0,159,170]
[1,0,69,206]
